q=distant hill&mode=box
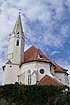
[0,83,70,105]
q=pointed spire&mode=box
[12,12,23,36]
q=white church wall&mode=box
[3,64,20,84]
[55,72,69,85]
[35,62,54,81]
[18,72,25,84]
[7,36,21,64]
[7,37,14,61]
[20,62,36,85]
[12,37,24,64]
[50,65,55,76]
[31,73,36,85]
[24,71,36,85]
[20,61,54,85]
[50,65,62,82]
[20,62,36,72]
[7,36,14,55]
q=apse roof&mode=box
[38,75,64,86]
[23,45,68,73]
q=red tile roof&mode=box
[24,46,50,62]
[24,45,68,73]
[38,75,64,86]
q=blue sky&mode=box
[0,0,70,85]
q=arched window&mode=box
[16,39,19,46]
[17,32,19,34]
[28,70,31,85]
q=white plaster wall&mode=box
[50,66,61,82]
[20,61,54,85]
[12,37,24,64]
[53,74,61,82]
[7,34,24,64]
[20,62,36,85]
[3,64,20,84]
[21,38,24,62]
[32,73,36,85]
[55,72,69,86]
[18,72,25,84]
[21,62,36,72]
[7,37,14,55]
[50,65,55,76]
[35,62,53,81]
[24,71,36,85]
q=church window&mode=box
[40,69,44,74]
[16,39,19,46]
[38,54,43,59]
[28,70,31,85]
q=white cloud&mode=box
[43,34,63,48]
[24,44,31,51]
[0,0,69,50]
[24,3,52,24]
[60,25,70,37]
[65,0,70,14]
[51,51,60,55]
[69,42,70,44]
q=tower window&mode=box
[16,40,19,46]
[17,32,19,34]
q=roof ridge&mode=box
[24,45,37,53]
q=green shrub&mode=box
[0,84,69,105]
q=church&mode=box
[3,14,69,86]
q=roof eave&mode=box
[19,60,51,68]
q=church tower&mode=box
[7,13,24,64]
[3,13,24,84]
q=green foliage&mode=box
[55,90,70,105]
[0,84,69,105]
